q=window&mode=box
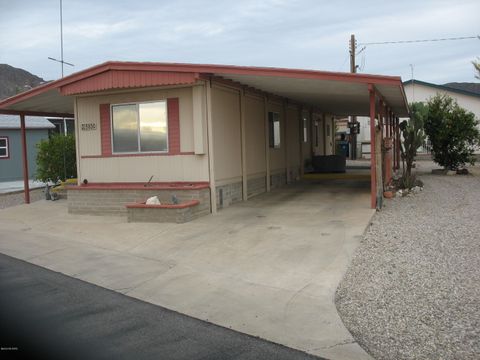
[0,137,8,159]
[47,118,75,136]
[268,112,281,148]
[111,100,168,153]
[303,117,308,143]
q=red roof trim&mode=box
[0,61,404,110]
[68,181,209,190]
[81,152,195,159]
[125,199,200,209]
[60,70,197,95]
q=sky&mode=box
[0,0,479,84]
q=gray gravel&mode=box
[336,162,480,360]
[0,188,44,209]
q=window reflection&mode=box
[111,101,168,153]
[112,104,138,153]
[139,102,168,152]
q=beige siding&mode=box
[211,85,242,182]
[76,86,208,183]
[245,94,266,176]
[81,155,209,182]
[286,105,300,169]
[267,101,285,171]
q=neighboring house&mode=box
[403,80,480,121]
[356,79,480,157]
[47,117,75,136]
[0,61,409,212]
[0,115,54,181]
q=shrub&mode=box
[424,94,480,170]
[399,102,427,187]
[36,134,76,183]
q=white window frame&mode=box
[0,137,9,159]
[268,111,281,149]
[110,100,169,155]
[303,117,308,143]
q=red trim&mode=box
[0,109,74,117]
[99,104,112,156]
[126,199,200,209]
[0,136,9,159]
[60,70,197,95]
[81,152,195,159]
[369,85,377,210]
[68,181,209,191]
[167,98,180,155]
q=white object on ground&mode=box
[146,196,161,205]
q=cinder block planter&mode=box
[67,182,210,216]
[126,200,201,223]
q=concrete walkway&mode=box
[0,180,374,360]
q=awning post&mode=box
[20,113,30,204]
[396,117,401,170]
[369,85,376,209]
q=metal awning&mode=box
[0,61,409,117]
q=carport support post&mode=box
[368,85,376,209]
[205,80,217,214]
[264,96,271,192]
[396,117,401,170]
[240,89,248,201]
[20,113,30,204]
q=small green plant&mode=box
[424,94,480,170]
[399,102,426,188]
[36,134,76,183]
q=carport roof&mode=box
[0,61,410,117]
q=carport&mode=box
[0,62,409,210]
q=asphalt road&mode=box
[0,253,324,360]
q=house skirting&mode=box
[270,171,287,189]
[216,181,243,209]
[247,175,266,198]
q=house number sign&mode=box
[81,123,97,131]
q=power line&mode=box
[358,35,479,46]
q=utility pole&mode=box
[349,34,358,160]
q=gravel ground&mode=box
[0,188,45,209]
[336,161,480,360]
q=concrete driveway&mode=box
[0,178,374,360]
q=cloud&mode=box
[0,0,478,82]
[65,19,139,40]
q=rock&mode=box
[456,168,469,175]
[146,196,161,205]
[384,191,395,199]
[446,170,456,176]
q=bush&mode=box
[424,94,480,170]
[36,134,76,183]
